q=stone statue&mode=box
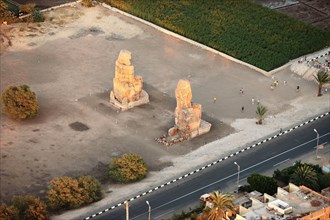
[110,50,149,111]
[169,80,211,140]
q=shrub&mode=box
[273,160,302,184]
[273,161,323,187]
[76,176,102,203]
[0,196,48,220]
[239,184,253,193]
[19,3,35,14]
[0,203,19,220]
[47,176,102,211]
[109,152,148,183]
[319,173,330,189]
[247,173,278,195]
[81,0,94,7]
[1,84,39,120]
[32,9,44,22]
[0,0,19,24]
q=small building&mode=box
[234,183,330,220]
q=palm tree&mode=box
[314,70,330,96]
[256,104,267,125]
[291,164,319,190]
[201,191,236,220]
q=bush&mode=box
[10,195,48,220]
[47,176,102,210]
[76,176,102,203]
[32,9,44,22]
[104,0,330,71]
[0,0,19,24]
[109,152,148,183]
[81,0,94,7]
[0,196,48,220]
[239,184,253,193]
[319,173,330,190]
[1,84,39,120]
[0,203,19,220]
[247,173,278,195]
[273,161,323,187]
[19,3,35,14]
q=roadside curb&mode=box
[83,111,330,220]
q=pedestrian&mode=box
[240,88,244,95]
[271,75,275,80]
[241,106,244,112]
[213,97,217,103]
[284,80,287,86]
[296,86,300,92]
[270,85,274,90]
[280,128,282,133]
[257,99,260,105]
[252,98,255,105]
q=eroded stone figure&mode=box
[169,80,211,139]
[110,50,149,110]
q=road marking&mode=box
[145,133,330,213]
[273,158,290,167]
[83,112,330,220]
[154,209,175,219]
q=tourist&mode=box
[240,88,244,95]
[241,106,244,112]
[296,86,300,92]
[252,98,255,105]
[213,97,217,103]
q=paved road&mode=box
[86,115,330,220]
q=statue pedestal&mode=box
[110,90,149,111]
[168,119,211,140]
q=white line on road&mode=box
[273,158,290,167]
[154,209,175,219]
[142,133,330,214]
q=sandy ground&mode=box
[0,3,329,219]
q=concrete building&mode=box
[235,183,330,220]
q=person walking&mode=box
[213,97,217,103]
[240,88,244,95]
[252,98,255,105]
[241,106,244,112]
[296,86,300,92]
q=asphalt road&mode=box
[86,114,330,220]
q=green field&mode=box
[105,0,330,71]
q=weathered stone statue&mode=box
[168,80,211,140]
[110,50,149,111]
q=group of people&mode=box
[306,54,330,72]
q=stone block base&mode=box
[110,90,149,111]
[167,119,212,143]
